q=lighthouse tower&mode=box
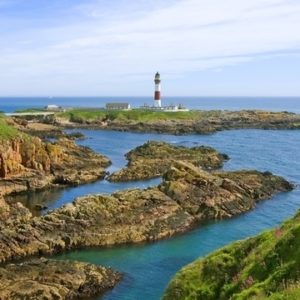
[154,72,162,107]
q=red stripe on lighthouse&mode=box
[155,91,161,100]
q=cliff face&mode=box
[163,210,300,300]
[0,137,50,178]
[0,161,292,264]
[0,136,111,196]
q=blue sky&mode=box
[0,0,300,96]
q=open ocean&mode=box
[1,96,300,113]
[3,97,300,300]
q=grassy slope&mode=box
[163,211,300,300]
[58,109,220,123]
[0,115,20,140]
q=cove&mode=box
[9,128,300,299]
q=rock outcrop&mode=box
[0,135,111,196]
[163,209,300,300]
[0,258,121,300]
[0,162,292,264]
[160,162,292,220]
[12,117,85,140]
[108,141,228,182]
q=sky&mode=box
[0,0,300,97]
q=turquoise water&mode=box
[48,129,299,300]
[2,98,300,299]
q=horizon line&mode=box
[1,96,300,99]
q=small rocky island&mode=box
[108,141,228,182]
[163,209,300,300]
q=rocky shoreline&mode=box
[0,161,292,264]
[0,114,296,299]
[0,258,121,299]
[56,110,300,135]
[108,141,228,182]
[0,116,123,298]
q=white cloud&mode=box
[0,0,300,95]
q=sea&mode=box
[1,96,300,113]
[2,97,300,300]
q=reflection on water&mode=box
[5,189,64,216]
[6,177,161,216]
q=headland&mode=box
[11,108,300,135]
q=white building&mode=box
[105,103,131,110]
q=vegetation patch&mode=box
[15,108,46,113]
[163,211,300,300]
[0,115,20,140]
[58,109,215,123]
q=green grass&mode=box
[265,286,300,300]
[15,108,46,113]
[58,109,220,123]
[0,114,20,140]
[163,211,300,300]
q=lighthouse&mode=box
[154,72,162,107]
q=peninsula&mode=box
[52,109,300,135]
[12,106,300,135]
